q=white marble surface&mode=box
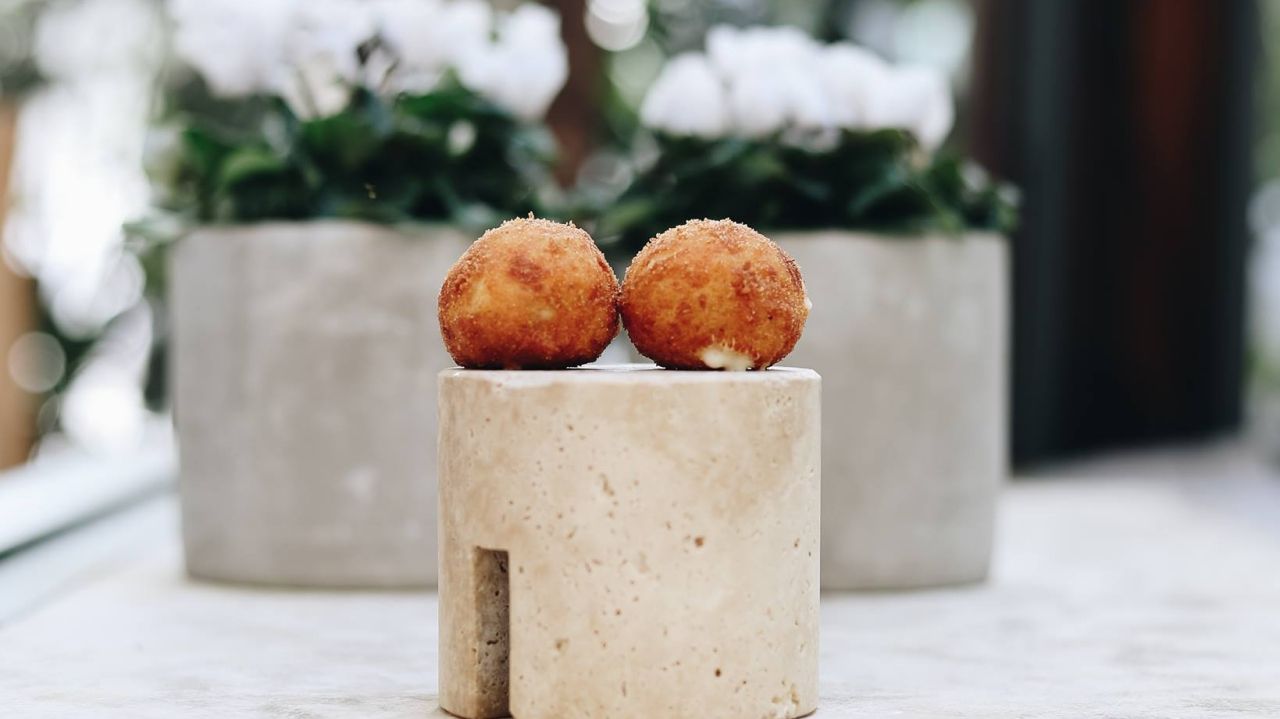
[3,444,1280,718]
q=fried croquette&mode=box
[438,217,620,369]
[620,219,809,370]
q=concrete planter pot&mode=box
[171,220,469,587]
[774,231,1008,590]
[438,366,820,719]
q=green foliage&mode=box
[129,78,562,411]
[153,78,558,232]
[592,129,1018,254]
[0,0,45,98]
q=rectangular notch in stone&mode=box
[472,547,510,719]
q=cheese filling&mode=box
[699,345,755,371]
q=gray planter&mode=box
[774,231,1008,590]
[171,220,469,587]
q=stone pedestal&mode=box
[775,231,1007,590]
[438,366,820,719]
[172,220,469,587]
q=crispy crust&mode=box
[620,219,809,370]
[438,217,621,369]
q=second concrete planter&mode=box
[775,231,1007,590]
[171,220,469,587]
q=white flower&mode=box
[707,25,834,136]
[274,0,379,117]
[706,24,818,79]
[645,25,957,149]
[285,0,376,79]
[862,64,954,150]
[497,4,569,118]
[457,4,568,120]
[781,70,832,131]
[168,0,566,120]
[725,71,788,137]
[816,43,889,129]
[442,0,496,62]
[639,53,729,138]
[275,55,359,119]
[169,0,382,115]
[370,0,445,73]
[168,0,295,98]
[36,0,163,79]
[372,0,492,94]
[705,24,745,75]
[286,3,375,81]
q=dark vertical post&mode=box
[0,100,34,470]
[970,0,1258,465]
[545,0,600,186]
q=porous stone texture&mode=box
[774,232,1007,590]
[438,366,820,719]
[8,449,1280,718]
[172,221,470,587]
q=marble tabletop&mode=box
[3,444,1280,718]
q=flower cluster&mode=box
[592,25,1014,255]
[640,25,953,151]
[168,0,568,121]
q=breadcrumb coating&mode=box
[439,217,620,369]
[620,219,809,370]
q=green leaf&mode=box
[179,127,232,176]
[599,128,1019,258]
[596,197,660,240]
[299,113,384,172]
[217,146,286,189]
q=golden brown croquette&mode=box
[438,217,620,369]
[620,219,808,370]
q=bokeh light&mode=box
[586,0,649,52]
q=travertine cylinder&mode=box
[173,220,468,587]
[775,231,1007,590]
[438,366,820,719]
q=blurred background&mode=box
[0,0,1274,474]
